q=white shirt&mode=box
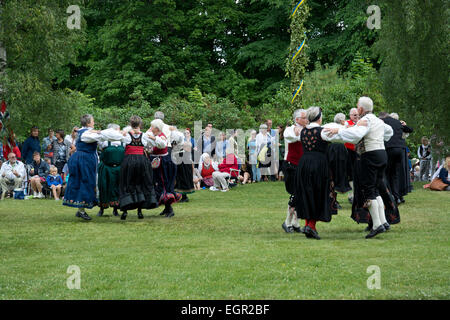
[0,160,26,180]
[123,131,167,149]
[333,114,393,152]
[256,132,275,155]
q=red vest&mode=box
[345,120,356,151]
[286,140,304,165]
[152,133,168,155]
[201,165,215,179]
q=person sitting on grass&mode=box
[210,147,238,192]
[198,153,218,188]
[29,151,49,199]
[47,165,63,200]
[438,155,450,191]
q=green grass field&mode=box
[0,181,449,299]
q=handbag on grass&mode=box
[429,178,448,191]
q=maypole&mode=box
[288,0,309,109]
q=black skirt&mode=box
[294,152,338,222]
[119,154,157,211]
[399,148,413,196]
[351,153,400,224]
[327,143,352,193]
[175,163,195,194]
[284,161,297,195]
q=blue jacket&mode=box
[21,136,41,164]
[439,167,449,185]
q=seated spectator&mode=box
[438,155,450,191]
[198,153,218,188]
[193,167,202,190]
[238,162,252,185]
[0,153,27,200]
[29,151,49,198]
[47,165,63,200]
[210,148,238,192]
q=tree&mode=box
[0,0,88,140]
[375,0,449,148]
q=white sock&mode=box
[349,181,354,198]
[369,199,382,229]
[284,206,292,227]
[291,209,300,228]
[376,196,387,225]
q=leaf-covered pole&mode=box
[288,0,309,109]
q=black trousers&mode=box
[360,150,388,200]
[386,147,404,201]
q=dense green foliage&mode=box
[0,0,447,149]
[375,0,449,150]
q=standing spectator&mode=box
[64,126,79,160]
[266,119,278,181]
[21,126,41,165]
[29,151,50,199]
[42,128,57,163]
[184,128,196,163]
[256,124,275,181]
[0,153,27,200]
[215,132,228,162]
[51,130,68,174]
[418,136,432,181]
[247,130,260,182]
[277,125,285,181]
[196,124,216,159]
[46,165,63,200]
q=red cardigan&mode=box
[218,154,239,177]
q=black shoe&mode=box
[112,209,119,217]
[383,223,390,231]
[365,225,386,239]
[137,211,144,219]
[304,226,320,240]
[179,196,189,203]
[76,211,92,221]
[120,212,128,220]
[165,210,174,218]
[336,203,342,210]
[364,225,371,232]
[348,197,353,204]
[400,198,405,204]
[282,222,293,233]
[97,209,104,217]
[292,226,305,234]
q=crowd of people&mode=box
[1,98,448,239]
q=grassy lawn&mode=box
[0,181,448,299]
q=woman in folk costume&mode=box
[148,119,183,218]
[293,107,343,240]
[174,128,195,203]
[63,114,124,220]
[119,116,158,220]
[97,124,125,217]
[326,113,352,209]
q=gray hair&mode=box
[80,114,93,127]
[334,113,346,124]
[107,123,120,130]
[349,108,358,116]
[154,111,165,120]
[259,124,267,130]
[357,96,374,112]
[306,106,322,123]
[390,112,399,120]
[293,109,307,121]
[151,119,165,132]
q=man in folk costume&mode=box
[148,119,184,218]
[63,114,124,220]
[325,97,394,239]
[281,109,308,234]
[119,116,158,220]
[97,124,125,217]
[345,108,359,203]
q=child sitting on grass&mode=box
[46,165,63,200]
